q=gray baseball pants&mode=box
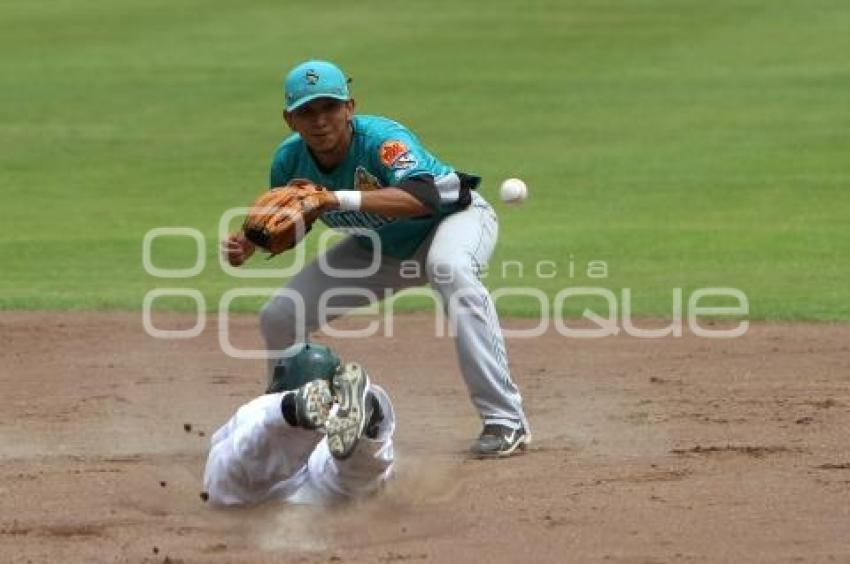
[259,193,528,431]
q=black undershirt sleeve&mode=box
[395,174,440,214]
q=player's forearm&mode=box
[330,188,432,217]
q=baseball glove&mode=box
[242,180,335,256]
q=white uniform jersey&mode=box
[203,385,395,506]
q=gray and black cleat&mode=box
[470,424,529,458]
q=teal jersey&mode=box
[269,115,476,259]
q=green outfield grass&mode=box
[1,0,848,320]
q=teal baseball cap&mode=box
[284,60,350,112]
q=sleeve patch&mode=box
[379,140,417,171]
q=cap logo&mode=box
[305,70,319,85]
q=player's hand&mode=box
[221,232,255,267]
[302,187,339,213]
[289,177,339,213]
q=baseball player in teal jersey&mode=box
[223,60,529,457]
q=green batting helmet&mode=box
[266,342,341,394]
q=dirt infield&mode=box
[1,312,849,563]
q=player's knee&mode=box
[426,256,477,293]
[259,298,297,347]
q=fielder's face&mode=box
[284,98,355,165]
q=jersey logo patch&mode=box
[393,152,417,170]
[379,140,407,166]
[379,140,417,172]
[354,166,382,192]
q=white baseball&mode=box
[499,178,528,204]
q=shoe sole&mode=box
[326,363,369,460]
[297,380,332,429]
